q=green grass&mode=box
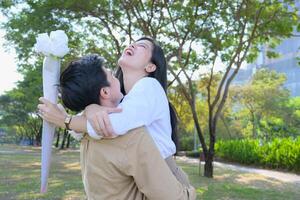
[179,161,300,200]
[0,144,299,200]
[0,144,84,200]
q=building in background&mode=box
[233,1,300,97]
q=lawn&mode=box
[0,144,299,200]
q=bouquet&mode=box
[34,30,69,193]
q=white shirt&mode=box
[87,77,176,158]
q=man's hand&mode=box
[84,104,122,137]
[37,97,68,128]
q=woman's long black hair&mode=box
[116,37,179,152]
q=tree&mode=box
[170,73,236,151]
[1,0,298,177]
[286,97,300,137]
[0,64,43,144]
[230,69,293,140]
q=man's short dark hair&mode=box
[59,54,109,112]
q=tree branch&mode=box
[213,6,263,127]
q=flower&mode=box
[34,33,52,56]
[34,30,69,58]
[49,30,69,57]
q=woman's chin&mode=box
[118,57,128,67]
[118,60,135,70]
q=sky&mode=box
[0,15,23,95]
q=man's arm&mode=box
[125,127,196,200]
[38,97,88,133]
[38,97,118,138]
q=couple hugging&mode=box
[38,37,196,200]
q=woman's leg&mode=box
[165,156,191,187]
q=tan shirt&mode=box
[80,126,196,200]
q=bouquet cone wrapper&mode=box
[34,30,69,193]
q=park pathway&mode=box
[176,156,300,184]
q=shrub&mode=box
[215,139,261,164]
[178,135,194,151]
[215,137,300,172]
[185,150,200,158]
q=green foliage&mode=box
[286,97,300,133]
[260,137,300,171]
[229,69,295,140]
[185,150,201,158]
[215,139,261,164]
[215,137,300,172]
[0,64,42,142]
[178,135,194,151]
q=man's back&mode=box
[81,127,146,200]
[80,126,196,200]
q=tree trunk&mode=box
[55,131,60,148]
[60,129,68,149]
[250,111,257,138]
[30,135,34,146]
[66,133,71,148]
[204,156,213,177]
[204,119,216,177]
[35,124,42,146]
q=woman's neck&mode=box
[122,71,147,94]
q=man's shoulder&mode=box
[97,126,149,146]
[122,126,149,146]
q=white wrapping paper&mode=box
[34,30,69,193]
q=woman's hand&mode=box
[84,104,122,137]
[37,97,68,128]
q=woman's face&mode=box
[118,40,153,73]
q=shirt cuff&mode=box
[87,120,102,140]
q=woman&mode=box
[39,37,190,187]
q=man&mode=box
[38,54,196,200]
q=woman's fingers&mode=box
[90,117,101,135]
[106,107,122,114]
[103,113,115,136]
[97,112,115,137]
[97,114,108,137]
[84,104,120,137]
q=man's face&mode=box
[103,68,123,106]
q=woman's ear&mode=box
[145,63,157,73]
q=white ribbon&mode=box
[34,30,69,193]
